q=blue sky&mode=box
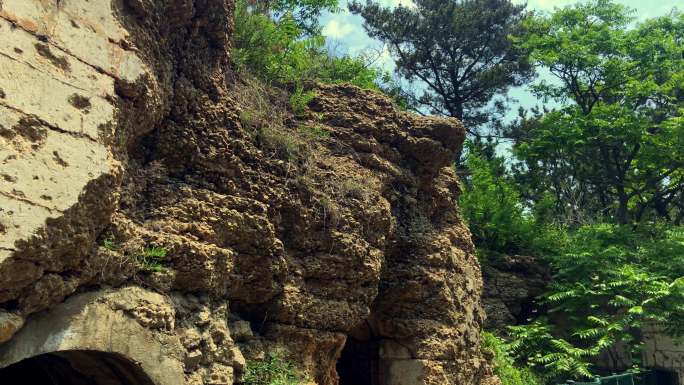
[319,0,682,123]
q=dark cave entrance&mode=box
[649,369,679,385]
[337,336,382,385]
[0,350,156,385]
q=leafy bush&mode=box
[315,54,387,90]
[508,321,596,382]
[233,0,389,91]
[482,332,542,385]
[459,142,562,257]
[508,224,684,382]
[233,2,311,83]
[244,352,304,385]
[247,0,338,34]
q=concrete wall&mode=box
[642,325,684,384]
[0,287,185,385]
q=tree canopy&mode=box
[349,0,534,133]
[455,2,684,382]
[507,2,684,224]
[247,0,339,33]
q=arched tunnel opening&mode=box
[0,350,156,385]
[337,336,381,385]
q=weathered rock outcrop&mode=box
[481,255,549,330]
[0,1,497,384]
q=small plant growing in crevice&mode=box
[289,87,316,117]
[240,110,261,138]
[244,351,304,385]
[319,194,341,228]
[259,127,303,163]
[339,179,368,200]
[101,237,118,251]
[133,246,167,273]
[298,124,330,140]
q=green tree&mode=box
[247,0,338,34]
[508,2,684,224]
[460,142,534,254]
[482,332,542,385]
[349,0,533,133]
[460,141,562,257]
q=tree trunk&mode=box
[617,188,630,225]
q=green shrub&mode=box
[233,0,389,92]
[316,54,386,90]
[508,224,684,382]
[482,332,542,385]
[507,321,596,383]
[461,143,540,256]
[289,87,317,117]
[248,0,338,35]
[244,352,304,385]
[233,2,308,83]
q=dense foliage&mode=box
[233,0,397,94]
[482,332,543,385]
[234,1,383,89]
[453,2,684,383]
[460,142,561,257]
[507,1,684,225]
[349,0,533,133]
[246,0,338,34]
[463,138,684,384]
[507,225,684,382]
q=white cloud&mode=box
[514,0,681,17]
[322,19,357,38]
[531,0,574,8]
[512,0,574,10]
[375,0,416,8]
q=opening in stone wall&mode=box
[337,336,381,385]
[650,368,679,385]
[0,350,156,385]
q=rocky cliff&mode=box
[0,1,497,384]
[482,255,549,330]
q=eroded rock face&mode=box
[481,255,550,331]
[0,1,497,384]
[0,0,140,309]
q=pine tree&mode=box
[349,0,533,134]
